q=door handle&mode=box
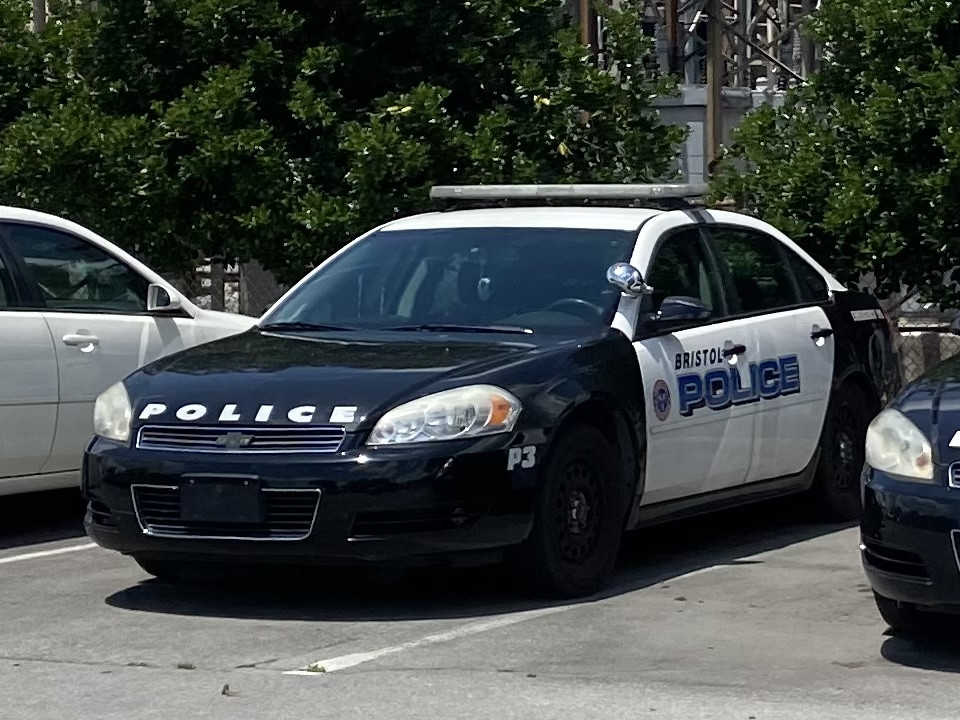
[722,343,747,358]
[810,326,834,340]
[62,333,100,347]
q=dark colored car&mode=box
[83,184,899,598]
[861,316,960,630]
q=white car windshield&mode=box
[265,227,638,333]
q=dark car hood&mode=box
[125,329,557,431]
[894,355,960,463]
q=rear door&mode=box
[631,215,759,505]
[3,223,200,473]
[704,224,835,482]
[0,236,58,478]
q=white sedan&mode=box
[0,206,257,495]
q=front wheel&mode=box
[511,425,625,599]
[810,383,870,521]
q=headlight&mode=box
[865,408,934,482]
[367,385,521,446]
[93,381,132,443]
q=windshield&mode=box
[265,227,638,333]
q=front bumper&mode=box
[861,466,960,610]
[83,431,546,567]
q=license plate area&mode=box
[180,475,264,524]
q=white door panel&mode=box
[0,312,58,477]
[748,306,834,481]
[637,319,758,505]
[42,313,197,473]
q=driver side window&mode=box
[646,229,726,321]
[4,224,148,313]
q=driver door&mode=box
[631,221,759,506]
[2,222,200,473]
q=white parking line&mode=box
[284,604,576,675]
[283,557,764,676]
[0,542,97,566]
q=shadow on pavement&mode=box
[881,620,960,673]
[104,496,856,622]
[0,489,86,550]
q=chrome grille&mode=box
[950,463,960,489]
[136,425,345,454]
[131,484,321,541]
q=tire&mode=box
[134,557,187,583]
[511,425,625,599]
[810,382,870,521]
[874,592,930,634]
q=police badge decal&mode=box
[652,379,671,422]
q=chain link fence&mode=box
[892,317,960,385]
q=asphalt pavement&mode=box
[2,489,960,720]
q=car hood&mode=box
[124,328,551,431]
[894,354,960,463]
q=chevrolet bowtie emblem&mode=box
[214,432,254,449]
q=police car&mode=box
[861,316,960,631]
[82,184,899,598]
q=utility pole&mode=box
[578,0,598,53]
[705,0,723,174]
[32,0,46,31]
[664,0,679,74]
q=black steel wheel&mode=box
[511,425,625,599]
[810,383,870,521]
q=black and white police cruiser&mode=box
[861,314,960,631]
[83,184,900,598]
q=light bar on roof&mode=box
[429,183,709,201]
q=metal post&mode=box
[800,0,816,77]
[736,0,750,88]
[765,1,778,89]
[706,0,723,172]
[32,0,45,32]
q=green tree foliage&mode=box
[0,0,684,283]
[712,0,960,306]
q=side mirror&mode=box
[607,262,652,298]
[950,312,960,337]
[656,295,713,322]
[147,283,183,313]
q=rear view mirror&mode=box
[147,283,183,313]
[607,262,652,298]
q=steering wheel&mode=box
[38,274,95,301]
[544,297,606,322]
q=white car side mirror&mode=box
[146,283,183,313]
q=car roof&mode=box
[0,204,97,232]
[381,207,662,232]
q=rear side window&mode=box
[707,227,800,314]
[783,248,829,302]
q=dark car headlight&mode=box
[865,408,934,483]
[93,382,132,444]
